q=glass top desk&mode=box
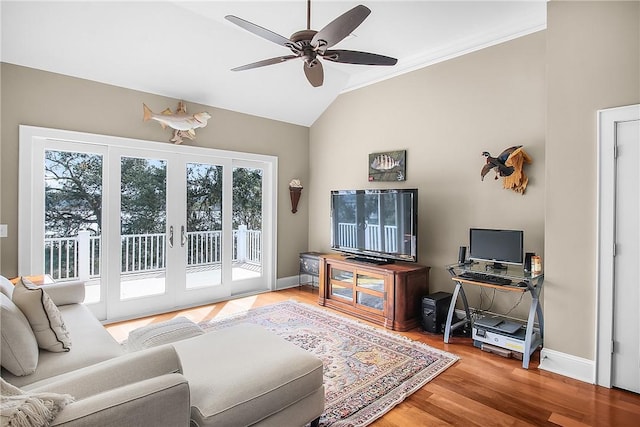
[444,262,544,369]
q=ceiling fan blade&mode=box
[303,60,324,87]
[311,5,370,52]
[231,55,299,72]
[225,15,300,51]
[322,49,397,66]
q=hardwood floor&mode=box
[105,287,640,427]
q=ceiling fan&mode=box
[225,0,397,87]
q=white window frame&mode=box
[19,125,277,320]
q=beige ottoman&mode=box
[172,323,324,427]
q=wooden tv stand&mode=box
[318,254,430,331]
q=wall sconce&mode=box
[289,179,303,213]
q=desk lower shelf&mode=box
[472,316,542,356]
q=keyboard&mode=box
[457,271,512,286]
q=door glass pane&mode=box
[330,268,353,301]
[44,150,103,304]
[185,163,223,289]
[120,157,167,299]
[356,273,384,292]
[232,167,263,280]
[331,268,353,283]
[356,292,384,311]
[331,283,353,301]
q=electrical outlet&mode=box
[0,224,7,238]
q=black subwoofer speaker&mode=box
[422,292,453,334]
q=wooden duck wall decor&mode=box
[481,145,532,194]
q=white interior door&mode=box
[597,105,640,392]
[612,117,640,393]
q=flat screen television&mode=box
[330,189,418,263]
[469,228,524,269]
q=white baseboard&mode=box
[539,348,595,384]
[275,275,301,290]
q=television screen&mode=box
[469,228,524,268]
[330,189,418,263]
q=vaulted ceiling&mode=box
[1,1,547,126]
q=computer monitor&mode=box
[469,228,524,269]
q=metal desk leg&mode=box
[522,297,538,369]
[523,290,540,369]
[536,300,544,340]
[520,280,544,369]
[533,288,544,341]
[444,281,471,343]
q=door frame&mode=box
[596,104,640,387]
[18,125,278,321]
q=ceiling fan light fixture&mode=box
[225,2,397,87]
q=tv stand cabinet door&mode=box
[390,267,430,331]
[318,255,430,332]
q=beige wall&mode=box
[309,0,640,363]
[0,63,310,279]
[545,1,639,359]
[310,32,546,321]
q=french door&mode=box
[19,126,275,321]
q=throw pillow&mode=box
[0,293,39,376]
[126,316,204,351]
[12,278,72,353]
[1,377,74,427]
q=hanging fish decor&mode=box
[143,101,211,144]
[368,150,406,181]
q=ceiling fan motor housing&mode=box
[290,29,321,66]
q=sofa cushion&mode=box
[172,323,324,427]
[0,275,14,299]
[0,293,39,376]
[39,281,85,306]
[2,303,125,388]
[12,278,71,353]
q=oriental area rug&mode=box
[199,300,458,427]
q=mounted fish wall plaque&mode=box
[368,150,406,182]
[480,145,532,194]
[142,101,211,144]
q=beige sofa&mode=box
[1,276,324,426]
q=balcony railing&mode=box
[44,226,261,281]
[335,222,398,253]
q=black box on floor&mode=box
[421,292,452,334]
